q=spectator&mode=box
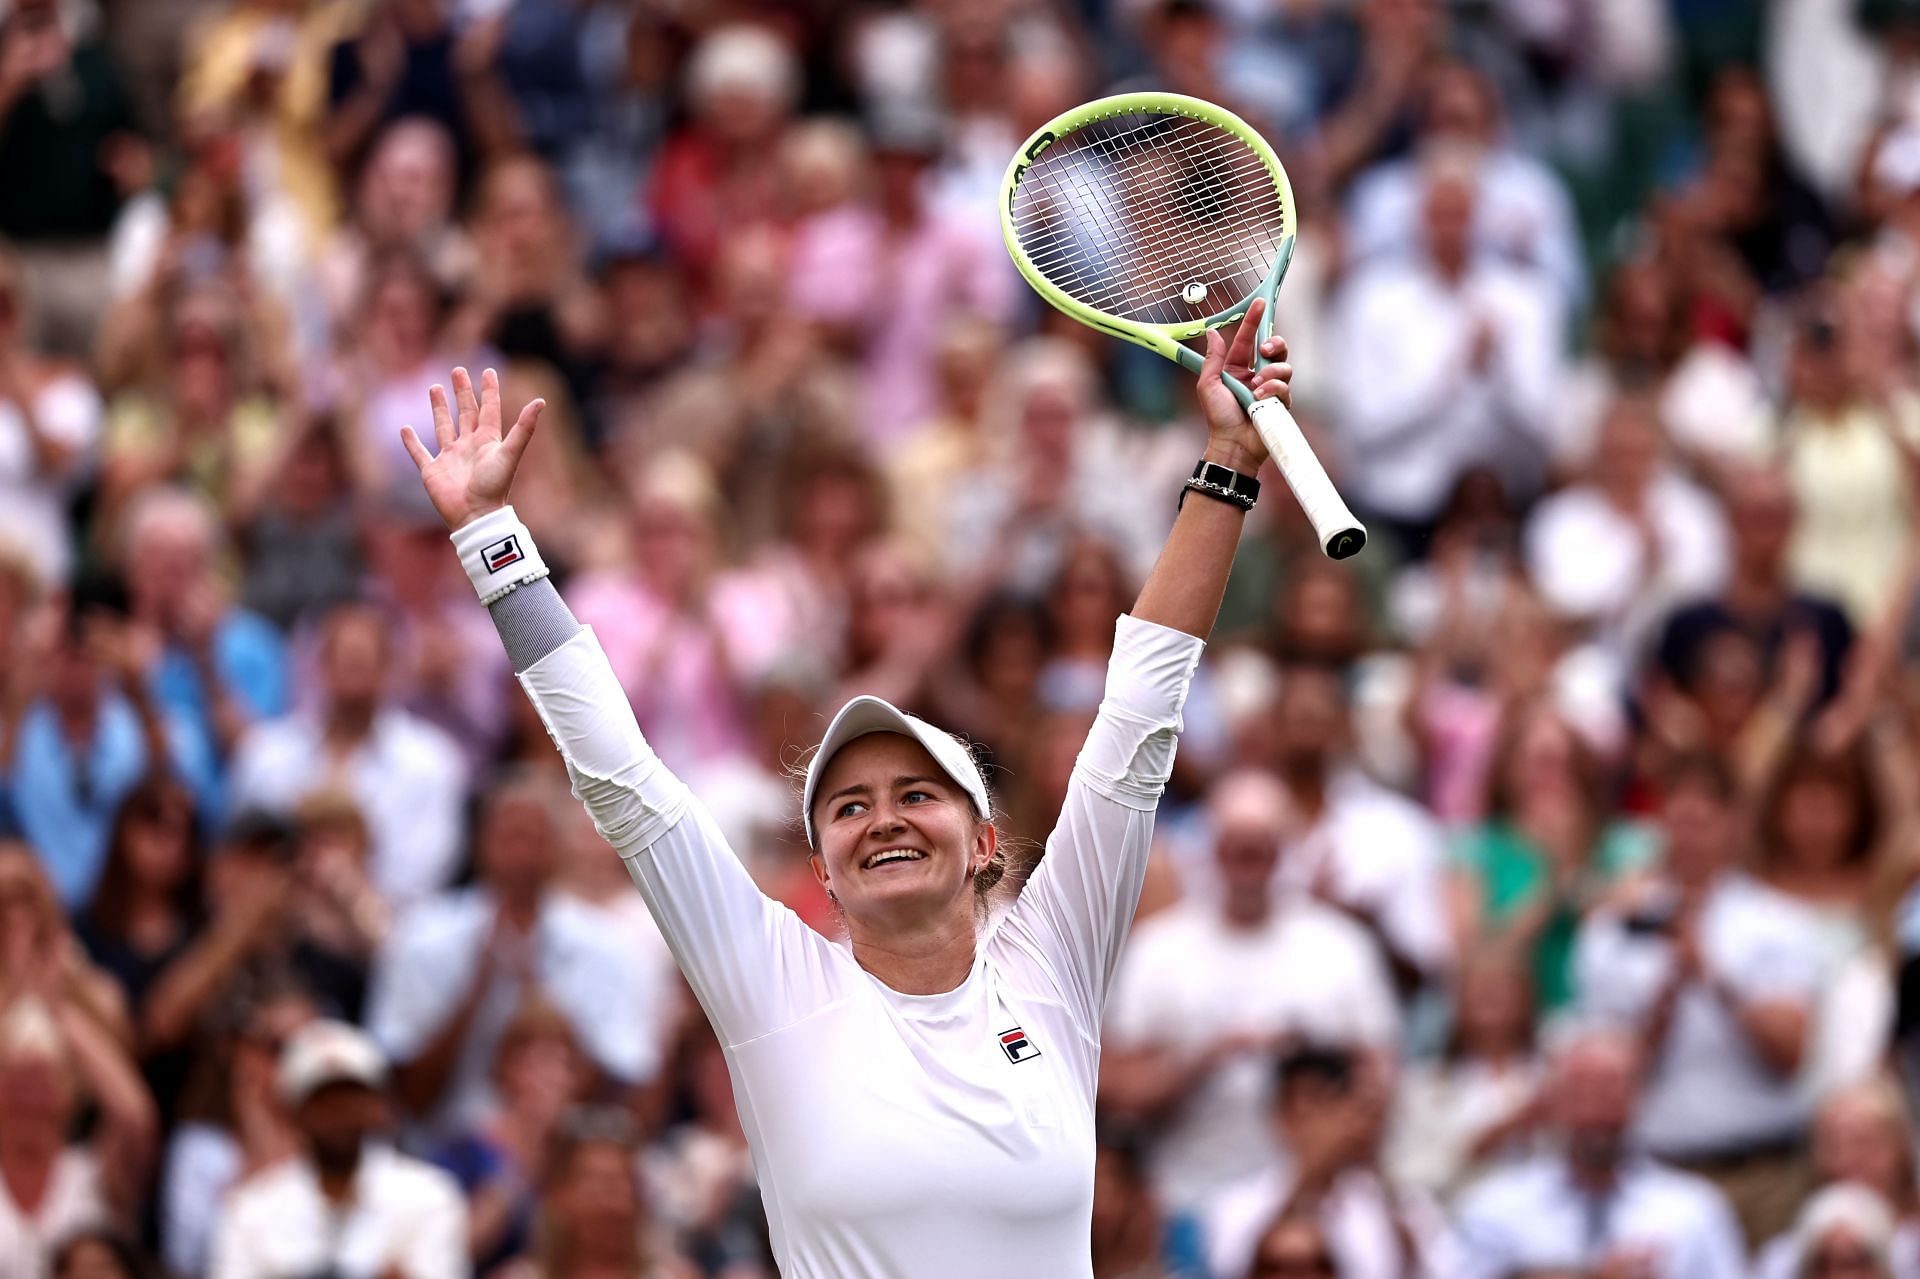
[1345,60,1585,309]
[455,153,604,409]
[1090,1128,1206,1279]
[501,1107,696,1279]
[787,107,1014,444]
[158,978,315,1279]
[235,410,369,631]
[139,807,372,1059]
[1753,1079,1920,1279]
[1453,1024,1746,1279]
[433,997,596,1273]
[1385,945,1544,1198]
[1771,1184,1901,1279]
[1203,1045,1460,1279]
[317,115,466,343]
[1329,154,1564,554]
[641,1028,766,1277]
[8,595,215,909]
[0,0,144,352]
[324,0,516,178]
[1105,770,1400,1216]
[1574,756,1827,1244]
[365,772,667,1136]
[1654,464,1854,720]
[209,1017,467,1279]
[0,987,157,1279]
[119,486,289,767]
[0,245,102,587]
[227,599,468,906]
[1767,295,1918,626]
[94,289,288,537]
[0,846,131,1043]
[1447,704,1657,1012]
[647,24,798,291]
[1259,662,1454,994]
[1522,394,1730,659]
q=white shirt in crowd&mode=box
[1345,149,1587,309]
[1330,254,1564,523]
[1754,1217,1920,1279]
[366,887,671,1135]
[1522,471,1730,653]
[1453,1153,1746,1279]
[210,1144,467,1279]
[1105,895,1400,1213]
[1385,1055,1543,1198]
[227,707,470,907]
[1273,770,1455,984]
[0,374,100,587]
[516,612,1204,1279]
[161,1122,243,1279]
[1574,874,1827,1160]
[1205,1161,1463,1279]
[0,1148,108,1279]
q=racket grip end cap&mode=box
[1323,526,1367,560]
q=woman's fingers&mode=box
[1252,362,1293,403]
[501,397,545,465]
[429,383,456,449]
[452,366,480,432]
[1223,298,1264,379]
[399,424,433,471]
[479,366,503,436]
[1200,326,1226,381]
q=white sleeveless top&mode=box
[0,1148,110,1279]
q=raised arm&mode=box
[401,369,842,1045]
[998,309,1289,1022]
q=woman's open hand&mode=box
[401,366,544,532]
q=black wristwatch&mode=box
[1179,458,1260,512]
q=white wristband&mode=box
[450,505,550,605]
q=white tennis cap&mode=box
[278,1019,388,1106]
[802,696,990,847]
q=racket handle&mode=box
[1246,397,1367,560]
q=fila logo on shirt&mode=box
[998,1026,1041,1064]
[483,536,524,573]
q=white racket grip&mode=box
[1246,397,1368,560]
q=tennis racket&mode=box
[999,93,1366,560]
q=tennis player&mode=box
[401,303,1292,1277]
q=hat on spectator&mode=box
[687,24,798,113]
[801,698,991,848]
[278,1019,389,1106]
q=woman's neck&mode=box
[124,889,183,950]
[849,914,979,995]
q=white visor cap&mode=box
[802,696,991,847]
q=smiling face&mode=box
[809,733,993,935]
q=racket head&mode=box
[999,93,1297,367]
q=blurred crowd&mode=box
[4,0,1920,1277]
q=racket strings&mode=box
[1010,112,1287,326]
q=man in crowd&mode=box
[1104,769,1400,1218]
[365,772,668,1137]
[1454,1024,1747,1279]
[210,1018,466,1279]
